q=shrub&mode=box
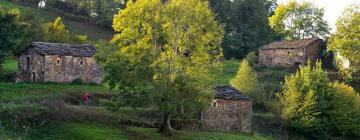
[329,82,360,137]
[245,52,258,66]
[230,60,257,94]
[278,61,332,137]
[71,78,83,85]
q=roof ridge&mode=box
[259,38,321,50]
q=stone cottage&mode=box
[258,38,323,67]
[16,42,103,84]
[202,86,252,133]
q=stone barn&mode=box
[202,86,252,133]
[16,42,103,84]
[259,38,323,67]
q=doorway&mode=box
[32,72,36,82]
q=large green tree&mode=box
[209,0,276,59]
[0,8,29,73]
[98,0,223,135]
[269,0,329,40]
[328,4,360,82]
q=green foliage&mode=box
[230,60,258,94]
[328,4,360,81]
[42,17,71,43]
[100,0,223,131]
[278,61,360,138]
[0,1,113,41]
[73,35,89,44]
[278,61,331,137]
[0,8,30,73]
[269,0,329,40]
[245,52,258,67]
[42,17,91,44]
[209,0,276,59]
[329,82,360,137]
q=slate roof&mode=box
[259,38,321,50]
[30,42,96,57]
[214,86,249,101]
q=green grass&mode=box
[0,1,113,41]
[0,82,109,102]
[215,60,240,86]
[127,127,272,140]
[25,121,274,140]
[1,59,17,75]
[29,122,127,140]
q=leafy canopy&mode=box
[209,0,276,59]
[98,0,223,133]
[269,0,329,40]
[328,4,360,81]
[0,8,30,73]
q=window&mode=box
[213,100,217,107]
[56,58,60,65]
[26,57,30,71]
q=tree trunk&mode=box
[158,112,173,135]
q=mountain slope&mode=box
[0,1,114,41]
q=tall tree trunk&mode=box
[158,112,173,135]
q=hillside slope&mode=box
[0,1,114,41]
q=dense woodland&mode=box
[0,0,359,139]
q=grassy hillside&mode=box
[0,1,113,41]
[0,59,275,140]
[25,121,272,140]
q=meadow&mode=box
[0,59,276,140]
[0,1,113,41]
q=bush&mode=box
[278,61,360,138]
[71,78,83,85]
[230,60,257,94]
[278,61,332,138]
[245,52,258,66]
[329,82,360,137]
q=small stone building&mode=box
[16,42,103,84]
[259,38,323,67]
[202,86,252,133]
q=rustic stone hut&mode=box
[16,42,103,84]
[202,86,252,133]
[258,38,323,67]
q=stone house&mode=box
[258,38,323,67]
[16,42,103,84]
[202,86,252,133]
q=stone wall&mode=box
[305,40,322,65]
[201,99,252,133]
[44,55,103,84]
[16,48,45,82]
[259,48,305,67]
[17,49,103,84]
